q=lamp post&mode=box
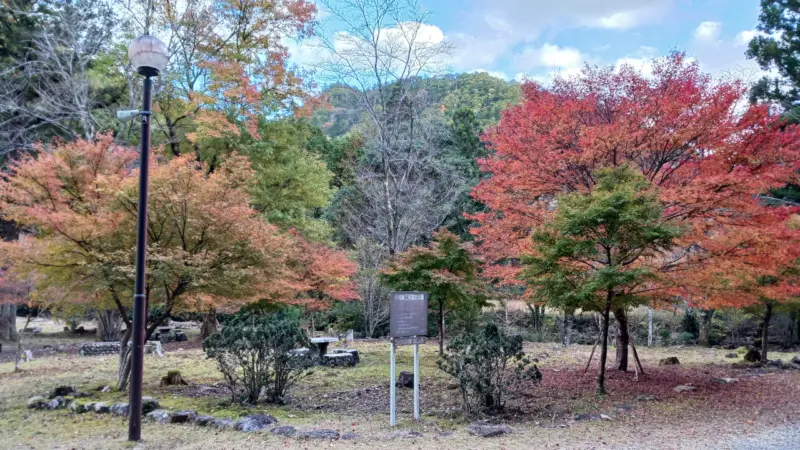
[125,34,168,442]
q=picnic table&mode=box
[309,337,338,359]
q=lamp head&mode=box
[128,34,168,77]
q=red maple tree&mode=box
[470,53,800,365]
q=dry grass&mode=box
[1,334,800,449]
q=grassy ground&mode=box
[1,332,800,449]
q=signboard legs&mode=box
[413,343,420,420]
[390,341,396,426]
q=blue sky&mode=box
[293,0,769,84]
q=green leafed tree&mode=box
[382,230,486,355]
[747,0,800,119]
[521,166,682,394]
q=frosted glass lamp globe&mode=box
[128,35,168,77]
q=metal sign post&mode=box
[390,341,396,426]
[389,292,428,426]
[413,342,420,420]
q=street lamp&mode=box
[125,34,167,442]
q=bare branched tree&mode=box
[0,0,114,156]
[354,237,390,337]
[318,0,462,254]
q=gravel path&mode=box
[726,425,800,450]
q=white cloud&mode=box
[516,43,584,70]
[693,21,722,43]
[584,8,663,30]
[735,30,758,46]
[429,0,670,74]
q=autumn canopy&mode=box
[471,53,800,310]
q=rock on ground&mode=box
[674,385,697,393]
[191,415,215,427]
[211,418,238,430]
[27,396,46,409]
[340,432,360,440]
[397,371,414,388]
[145,409,171,424]
[298,429,341,440]
[269,426,297,437]
[659,357,680,366]
[93,402,111,413]
[467,423,513,437]
[141,397,160,414]
[110,403,130,416]
[236,414,278,432]
[169,410,197,424]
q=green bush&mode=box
[659,327,671,346]
[678,331,696,345]
[437,323,541,415]
[203,310,313,404]
[681,311,700,338]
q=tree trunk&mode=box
[562,309,573,347]
[761,302,773,363]
[648,308,654,347]
[698,309,714,347]
[117,326,132,391]
[789,310,799,346]
[97,309,122,342]
[0,303,19,342]
[614,307,629,371]
[200,308,219,341]
[597,292,613,395]
[438,302,445,356]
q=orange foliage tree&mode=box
[470,53,800,368]
[133,0,318,158]
[0,134,355,388]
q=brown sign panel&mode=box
[390,291,428,338]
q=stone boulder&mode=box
[658,357,680,366]
[743,348,761,362]
[110,403,130,416]
[68,401,93,414]
[46,396,67,409]
[269,426,297,437]
[211,418,238,430]
[467,423,513,437]
[141,397,160,414]
[235,414,278,432]
[27,396,46,409]
[51,386,76,398]
[341,432,360,440]
[169,410,197,424]
[191,415,216,427]
[322,352,356,367]
[636,394,657,402]
[766,359,783,369]
[298,429,341,440]
[331,348,360,364]
[93,402,111,413]
[725,353,738,358]
[146,409,172,424]
[397,371,415,388]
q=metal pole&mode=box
[413,342,420,421]
[389,341,396,426]
[128,75,153,442]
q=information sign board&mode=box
[390,291,428,338]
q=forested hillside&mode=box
[309,72,521,138]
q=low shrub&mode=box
[437,323,541,415]
[203,310,313,404]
